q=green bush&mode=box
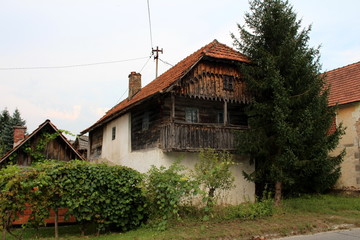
[47,161,146,233]
[0,161,147,238]
[193,148,235,207]
[144,161,199,230]
[225,195,274,220]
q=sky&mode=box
[1,0,359,139]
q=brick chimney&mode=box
[128,72,141,100]
[13,126,26,147]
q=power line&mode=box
[159,58,173,67]
[139,55,152,73]
[147,0,154,49]
[0,56,149,70]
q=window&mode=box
[185,108,199,123]
[142,112,150,131]
[112,127,116,140]
[223,76,234,90]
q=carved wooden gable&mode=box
[177,60,251,103]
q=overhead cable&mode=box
[159,58,173,67]
[147,0,154,49]
[139,55,152,73]
[0,56,149,70]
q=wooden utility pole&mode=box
[152,46,163,78]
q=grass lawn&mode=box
[2,194,360,240]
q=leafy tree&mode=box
[231,0,344,205]
[0,108,26,156]
[193,148,235,207]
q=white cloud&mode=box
[46,105,81,121]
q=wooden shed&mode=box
[0,119,85,167]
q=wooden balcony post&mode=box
[224,100,228,126]
[171,94,175,122]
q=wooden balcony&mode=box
[160,122,247,152]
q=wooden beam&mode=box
[171,94,175,122]
[224,100,228,126]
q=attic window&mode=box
[224,76,234,90]
[112,127,116,140]
[185,108,199,123]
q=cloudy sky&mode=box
[1,0,359,139]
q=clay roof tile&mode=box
[326,61,360,106]
[82,40,249,134]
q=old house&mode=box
[82,40,255,204]
[0,119,85,166]
[326,61,360,190]
[73,135,89,160]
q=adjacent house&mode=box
[0,119,85,166]
[82,40,255,204]
[73,135,89,160]
[326,61,360,190]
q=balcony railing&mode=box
[160,122,247,152]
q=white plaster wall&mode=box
[333,102,360,189]
[99,113,255,204]
[100,113,131,165]
[121,149,255,204]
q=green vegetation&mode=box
[0,108,26,156]
[0,161,146,239]
[1,194,359,240]
[144,161,199,230]
[231,0,345,204]
[193,148,235,207]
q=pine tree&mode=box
[0,108,27,156]
[231,0,344,205]
[11,108,26,127]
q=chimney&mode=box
[13,126,26,147]
[128,72,141,100]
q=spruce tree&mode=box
[0,108,27,156]
[231,0,344,204]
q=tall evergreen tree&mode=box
[11,108,26,127]
[0,108,27,156]
[231,0,344,205]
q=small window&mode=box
[112,127,116,140]
[185,108,199,123]
[142,112,150,131]
[224,76,234,90]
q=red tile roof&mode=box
[326,61,360,106]
[82,40,249,134]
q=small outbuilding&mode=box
[0,119,85,167]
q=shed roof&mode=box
[81,40,249,134]
[326,61,360,106]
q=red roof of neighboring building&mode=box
[326,61,360,106]
[81,40,249,134]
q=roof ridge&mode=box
[325,60,360,74]
[81,40,249,134]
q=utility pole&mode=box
[152,46,163,79]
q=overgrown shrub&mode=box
[0,165,52,239]
[47,160,146,233]
[144,161,199,230]
[0,161,146,238]
[193,148,235,207]
[225,192,274,220]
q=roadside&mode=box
[273,227,360,240]
[1,194,360,239]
